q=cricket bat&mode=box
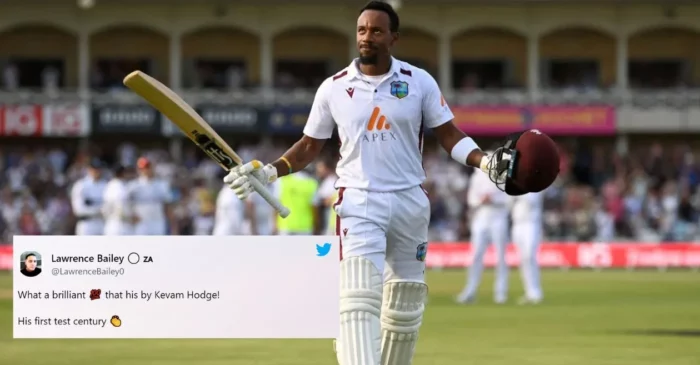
[122,70,290,218]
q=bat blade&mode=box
[122,70,290,218]
[123,71,242,171]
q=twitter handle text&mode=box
[51,267,125,277]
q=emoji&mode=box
[89,289,101,300]
[110,315,121,327]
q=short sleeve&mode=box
[303,78,335,139]
[420,71,454,129]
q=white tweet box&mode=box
[13,235,340,339]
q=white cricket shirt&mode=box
[213,185,246,235]
[70,176,107,221]
[467,170,510,221]
[303,57,454,192]
[129,177,173,223]
[102,179,134,224]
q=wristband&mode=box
[450,137,480,166]
[279,156,293,174]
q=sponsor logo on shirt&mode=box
[364,107,397,143]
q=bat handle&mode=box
[248,176,291,218]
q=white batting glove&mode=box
[223,160,278,200]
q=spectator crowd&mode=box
[0,138,698,244]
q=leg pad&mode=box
[336,256,383,365]
[380,281,427,365]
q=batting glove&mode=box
[479,150,512,186]
[223,160,278,200]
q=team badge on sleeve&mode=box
[416,242,428,261]
[390,81,409,99]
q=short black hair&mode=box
[360,1,400,33]
[25,253,36,260]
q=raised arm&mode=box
[224,77,334,202]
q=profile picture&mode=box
[20,251,42,278]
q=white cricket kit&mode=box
[305,58,452,192]
[70,176,107,235]
[511,191,545,302]
[101,179,135,236]
[304,58,451,365]
[460,170,510,303]
[213,185,247,235]
[129,177,173,235]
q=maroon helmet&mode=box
[486,129,560,196]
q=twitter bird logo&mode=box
[316,243,331,257]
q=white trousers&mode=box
[461,215,509,302]
[334,186,430,365]
[334,185,430,283]
[513,222,543,301]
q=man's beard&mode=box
[358,53,378,65]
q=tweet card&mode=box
[13,235,340,339]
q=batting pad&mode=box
[380,281,428,365]
[336,256,383,365]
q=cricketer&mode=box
[223,1,559,364]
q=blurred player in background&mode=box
[314,157,338,234]
[213,181,247,235]
[273,166,319,235]
[511,191,545,304]
[102,165,137,235]
[458,163,510,304]
[245,180,279,235]
[222,2,515,363]
[130,157,175,235]
[190,178,216,235]
[70,159,107,235]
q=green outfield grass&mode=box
[1,269,699,365]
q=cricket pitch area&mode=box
[1,269,698,365]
